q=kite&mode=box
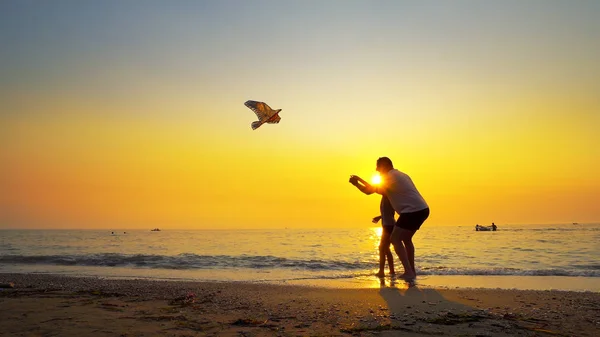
[244,100,282,130]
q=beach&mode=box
[1,273,598,336]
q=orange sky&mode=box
[1,1,599,229]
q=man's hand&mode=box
[355,176,368,185]
[372,215,382,224]
[349,175,359,185]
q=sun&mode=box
[371,174,381,185]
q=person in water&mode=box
[372,194,396,278]
[350,157,430,280]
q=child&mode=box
[372,194,396,277]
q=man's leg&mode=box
[399,229,417,275]
[390,226,414,279]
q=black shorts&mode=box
[382,225,394,235]
[396,208,429,231]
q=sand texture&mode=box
[1,274,598,336]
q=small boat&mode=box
[151,228,161,232]
[475,224,497,231]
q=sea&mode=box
[1,223,599,292]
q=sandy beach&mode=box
[1,274,598,336]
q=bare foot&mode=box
[398,273,416,281]
[375,271,385,278]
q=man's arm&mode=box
[349,175,380,195]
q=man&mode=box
[350,157,429,280]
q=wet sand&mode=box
[1,273,598,336]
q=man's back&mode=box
[384,169,428,214]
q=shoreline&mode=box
[282,274,600,292]
[4,265,600,292]
[1,273,599,336]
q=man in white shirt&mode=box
[350,157,430,280]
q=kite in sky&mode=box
[244,100,282,130]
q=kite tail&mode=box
[251,121,263,130]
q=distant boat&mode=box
[151,228,161,232]
[475,224,497,231]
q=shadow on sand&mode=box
[375,278,522,336]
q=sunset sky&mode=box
[1,1,599,229]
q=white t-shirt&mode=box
[379,169,428,214]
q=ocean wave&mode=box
[417,266,600,277]
[1,253,599,277]
[0,253,372,271]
